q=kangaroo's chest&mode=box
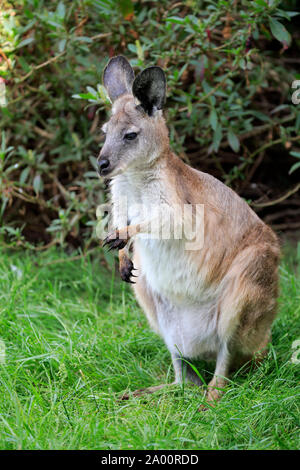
[136,237,214,302]
[111,179,221,358]
[112,179,212,301]
[111,175,160,227]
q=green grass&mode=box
[0,246,299,450]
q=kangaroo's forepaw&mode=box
[119,257,137,284]
[103,230,127,251]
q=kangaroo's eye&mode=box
[124,132,138,141]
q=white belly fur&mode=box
[135,237,220,359]
[111,175,221,360]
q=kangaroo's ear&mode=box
[103,56,135,102]
[132,66,166,116]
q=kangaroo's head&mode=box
[98,56,169,178]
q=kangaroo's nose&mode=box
[98,158,110,176]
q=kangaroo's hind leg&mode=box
[204,342,231,406]
[202,242,279,409]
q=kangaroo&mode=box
[98,56,280,406]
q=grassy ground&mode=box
[0,246,299,450]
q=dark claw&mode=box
[120,258,137,283]
[103,232,127,251]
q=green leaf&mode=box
[46,20,64,29]
[227,129,240,153]
[254,0,268,6]
[33,174,43,195]
[72,93,98,100]
[249,110,272,122]
[269,18,291,46]
[86,86,97,96]
[58,39,66,52]
[209,108,218,131]
[135,40,144,61]
[16,37,34,49]
[73,36,92,43]
[97,84,110,105]
[290,151,300,159]
[18,56,31,72]
[118,0,134,18]
[289,162,300,174]
[212,124,223,152]
[56,1,66,19]
[20,167,30,185]
[166,16,185,25]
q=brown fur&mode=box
[100,57,281,407]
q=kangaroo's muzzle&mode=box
[97,158,110,176]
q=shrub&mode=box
[0,0,299,249]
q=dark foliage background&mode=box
[1,0,300,252]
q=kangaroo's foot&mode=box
[119,382,175,401]
[199,377,227,411]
